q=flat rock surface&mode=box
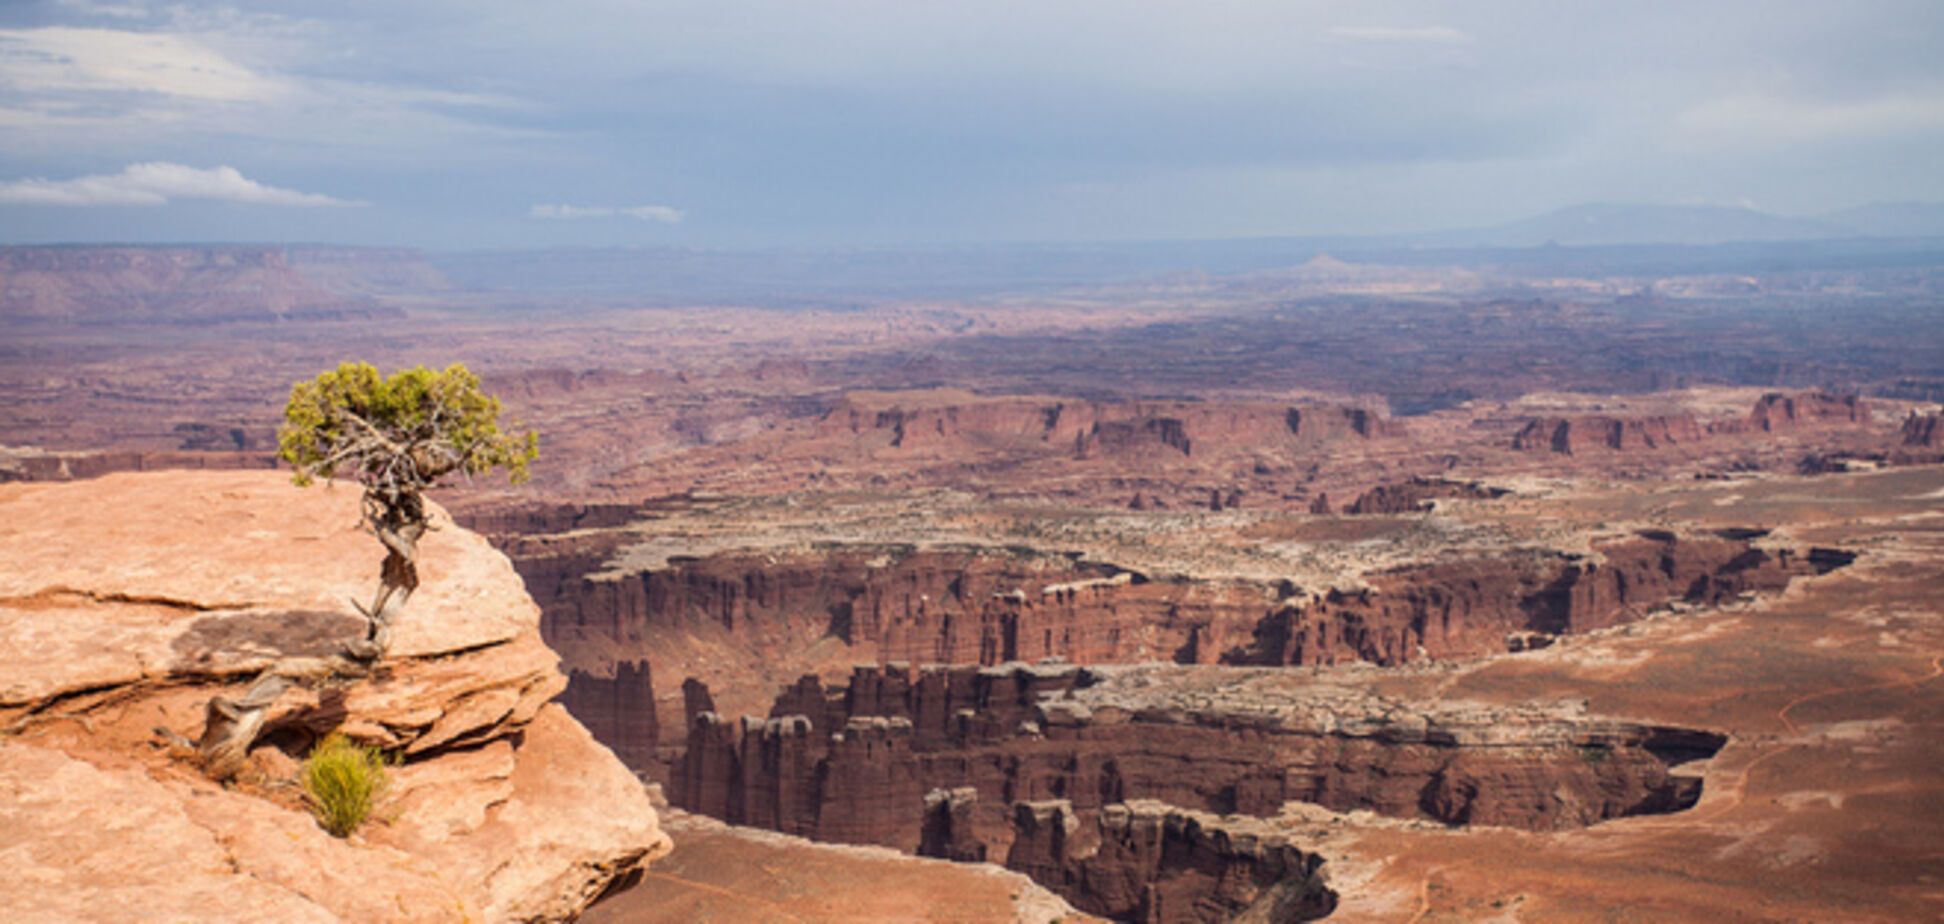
[0,470,536,708]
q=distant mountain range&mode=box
[1418,201,1944,248]
[428,202,1944,300]
[8,202,1942,312]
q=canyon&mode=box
[4,246,1943,921]
[527,524,1851,742]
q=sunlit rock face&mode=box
[0,470,671,923]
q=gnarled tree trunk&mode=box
[179,489,426,780]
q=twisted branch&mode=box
[164,364,531,780]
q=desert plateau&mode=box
[3,2,1943,922]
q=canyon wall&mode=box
[1514,391,1877,456]
[560,660,661,770]
[1236,532,1852,667]
[1745,391,1871,432]
[670,661,1727,857]
[538,529,1844,716]
[0,447,280,483]
[1003,800,1337,923]
[1513,414,1707,454]
[1894,411,1944,464]
[817,391,1402,462]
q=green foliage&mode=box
[278,362,538,489]
[301,733,389,838]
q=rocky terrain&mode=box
[528,521,1850,746]
[4,249,1943,921]
[672,661,1726,841]
[0,471,671,923]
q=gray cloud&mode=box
[0,1,1938,246]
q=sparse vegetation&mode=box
[171,362,539,781]
[302,733,389,838]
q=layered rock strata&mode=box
[0,471,671,923]
[1513,414,1707,454]
[1342,477,1508,514]
[1004,799,1336,923]
[560,660,661,770]
[1745,391,1871,431]
[0,446,280,482]
[818,390,1403,461]
[538,529,1843,765]
[671,661,1728,858]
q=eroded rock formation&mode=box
[664,660,1727,915]
[1745,391,1871,431]
[1513,414,1707,454]
[818,390,1402,463]
[0,471,671,922]
[671,661,1728,858]
[561,660,660,770]
[533,528,1843,761]
[0,446,281,483]
[1344,477,1508,514]
[1235,531,1852,667]
[1004,800,1336,923]
[1893,411,1944,464]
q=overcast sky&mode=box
[0,0,1939,248]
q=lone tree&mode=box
[183,362,537,779]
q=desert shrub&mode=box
[302,733,389,837]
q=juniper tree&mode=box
[183,362,537,779]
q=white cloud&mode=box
[0,163,362,206]
[1328,26,1473,45]
[0,27,279,102]
[530,203,685,223]
[0,19,539,164]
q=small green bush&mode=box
[302,733,388,837]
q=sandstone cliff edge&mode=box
[0,470,672,923]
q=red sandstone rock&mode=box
[1744,391,1872,432]
[1512,414,1706,454]
[1902,411,1943,448]
[0,471,672,922]
[669,660,1728,868]
[816,389,1400,465]
[534,527,1841,775]
[1004,799,1335,923]
[560,660,660,770]
[920,787,988,862]
[1344,477,1507,514]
